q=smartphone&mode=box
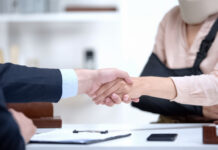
[147,133,178,141]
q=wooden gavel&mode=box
[7,102,62,128]
[203,122,218,144]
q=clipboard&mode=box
[30,129,131,145]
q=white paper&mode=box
[31,129,131,142]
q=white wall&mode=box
[8,22,122,69]
[0,23,9,60]
[120,0,178,76]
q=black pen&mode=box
[73,130,109,134]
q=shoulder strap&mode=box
[193,18,218,68]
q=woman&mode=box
[92,0,218,121]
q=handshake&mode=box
[11,68,143,144]
[75,68,142,106]
[11,67,177,144]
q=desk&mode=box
[27,124,218,150]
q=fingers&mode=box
[24,119,37,144]
[122,94,130,103]
[9,108,23,119]
[9,109,36,143]
[98,94,125,106]
[111,93,122,104]
[88,68,132,97]
[93,81,121,104]
[105,97,114,107]
[93,79,118,99]
[102,94,128,106]
[121,95,139,103]
[98,68,133,85]
[9,108,15,114]
[102,94,139,106]
[99,95,140,107]
[115,70,133,85]
[122,94,133,104]
[132,98,140,103]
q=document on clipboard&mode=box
[30,129,131,145]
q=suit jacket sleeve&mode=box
[0,63,62,103]
[0,89,25,150]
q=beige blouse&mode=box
[152,6,218,106]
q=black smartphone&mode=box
[147,133,178,141]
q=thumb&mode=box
[115,70,133,85]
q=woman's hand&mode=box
[92,77,143,106]
[92,76,177,107]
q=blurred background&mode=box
[0,0,178,124]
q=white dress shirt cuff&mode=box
[60,69,78,99]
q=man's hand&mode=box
[75,68,133,96]
[203,105,218,120]
[9,109,36,144]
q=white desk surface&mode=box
[27,123,218,150]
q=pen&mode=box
[73,130,108,134]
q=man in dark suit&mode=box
[0,90,27,150]
[0,63,133,150]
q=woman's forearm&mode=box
[134,77,177,100]
[92,76,178,104]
